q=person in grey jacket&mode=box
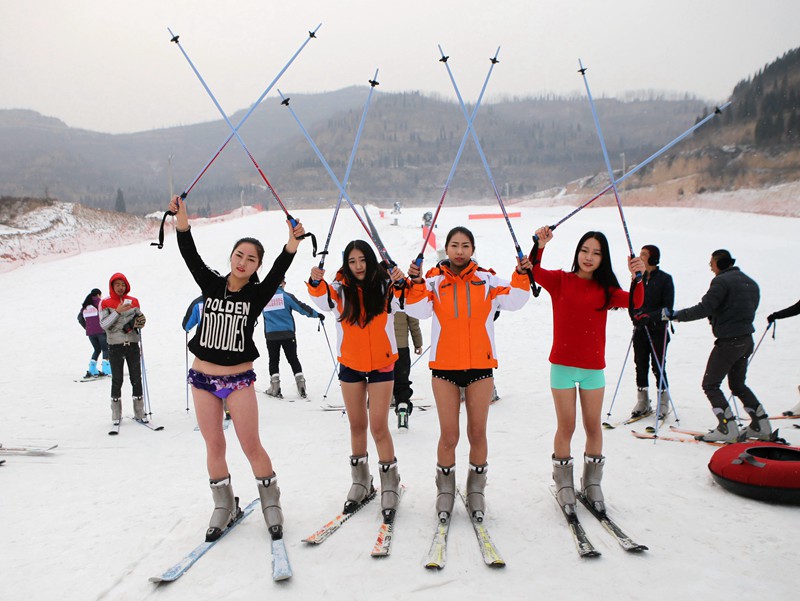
[665,249,770,442]
[99,272,147,424]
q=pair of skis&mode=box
[551,486,648,557]
[424,488,505,570]
[303,486,405,558]
[602,409,653,430]
[109,416,164,436]
[150,498,292,584]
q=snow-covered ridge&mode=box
[0,199,263,273]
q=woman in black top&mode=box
[169,195,305,542]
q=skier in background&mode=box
[262,279,322,399]
[79,288,110,379]
[766,299,800,416]
[392,311,423,427]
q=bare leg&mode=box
[579,387,605,456]
[227,385,274,477]
[552,387,578,458]
[366,380,395,462]
[464,377,494,465]
[341,381,369,456]
[193,387,229,480]
[433,377,462,466]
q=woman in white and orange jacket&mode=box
[308,240,406,521]
[406,226,532,523]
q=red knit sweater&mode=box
[534,248,643,369]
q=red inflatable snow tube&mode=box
[708,441,800,504]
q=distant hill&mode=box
[1,46,798,215]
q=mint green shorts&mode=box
[550,364,605,390]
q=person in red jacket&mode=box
[406,226,532,524]
[308,240,407,523]
[532,226,644,517]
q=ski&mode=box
[0,459,5,466]
[630,429,725,447]
[129,417,165,431]
[575,492,648,552]
[271,538,292,581]
[150,498,259,584]
[371,485,406,558]
[456,488,505,567]
[74,374,111,383]
[0,443,58,455]
[302,488,377,544]
[794,424,799,429]
[108,420,121,436]
[423,518,450,570]
[550,486,601,558]
[602,410,653,430]
[771,414,800,420]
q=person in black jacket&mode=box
[767,300,800,416]
[666,249,770,442]
[629,245,674,420]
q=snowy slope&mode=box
[0,203,798,601]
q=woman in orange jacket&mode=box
[406,226,532,523]
[308,240,406,521]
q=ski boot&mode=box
[132,396,145,421]
[631,388,651,417]
[110,397,122,425]
[552,455,577,515]
[435,464,455,523]
[294,373,306,398]
[396,400,411,429]
[580,454,606,514]
[265,374,282,398]
[86,359,99,379]
[223,399,231,421]
[344,454,374,513]
[100,359,111,376]
[656,389,671,420]
[379,459,401,523]
[782,389,800,416]
[743,405,772,441]
[696,408,739,443]
[207,475,242,542]
[491,385,500,403]
[465,463,488,522]
[256,473,284,540]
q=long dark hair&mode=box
[82,288,102,310]
[571,231,621,310]
[338,240,390,326]
[230,237,265,283]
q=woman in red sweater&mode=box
[532,226,644,516]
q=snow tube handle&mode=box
[732,452,767,468]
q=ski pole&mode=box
[415,48,499,265]
[410,345,431,369]
[438,45,539,296]
[139,333,152,420]
[322,363,339,401]
[543,101,732,234]
[578,59,640,281]
[314,70,380,285]
[167,29,317,253]
[723,322,773,423]
[319,320,338,370]
[644,326,680,437]
[606,332,634,420]
[153,24,321,249]
[277,89,398,269]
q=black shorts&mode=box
[339,364,395,384]
[432,368,493,388]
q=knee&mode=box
[466,423,487,446]
[369,420,390,442]
[439,429,460,451]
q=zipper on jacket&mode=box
[452,283,458,318]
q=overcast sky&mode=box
[1,1,798,134]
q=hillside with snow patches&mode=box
[0,199,798,601]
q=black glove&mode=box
[661,307,674,321]
[767,313,777,324]
[317,314,325,322]
[633,313,651,327]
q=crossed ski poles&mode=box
[277,88,401,274]
[154,25,321,250]
[312,70,380,286]
[438,45,539,296]
[537,100,732,243]
[414,47,499,266]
